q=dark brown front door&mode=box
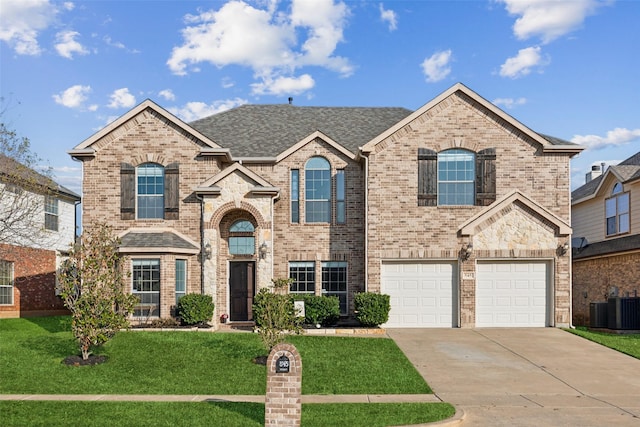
[229,261,255,321]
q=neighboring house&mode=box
[0,154,80,318]
[69,83,582,328]
[571,152,640,325]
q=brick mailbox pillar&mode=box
[265,343,302,426]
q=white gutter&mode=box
[363,154,369,292]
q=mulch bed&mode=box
[63,355,108,366]
[253,355,268,365]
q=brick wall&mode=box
[0,243,68,318]
[365,91,572,327]
[572,253,640,326]
[81,109,216,319]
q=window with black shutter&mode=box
[164,163,180,220]
[418,148,437,206]
[120,163,135,220]
[475,148,496,206]
[418,147,497,207]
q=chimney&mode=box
[585,164,602,183]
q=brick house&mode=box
[571,152,640,326]
[69,83,582,328]
[0,154,80,318]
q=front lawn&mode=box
[0,401,455,427]
[0,316,431,395]
[566,326,640,359]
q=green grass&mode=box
[566,326,640,359]
[0,316,430,395]
[0,401,455,427]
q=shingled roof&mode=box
[0,153,80,201]
[572,151,640,202]
[573,233,640,260]
[189,104,413,158]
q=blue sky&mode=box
[1,0,638,196]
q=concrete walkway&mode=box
[0,393,441,404]
[387,328,640,427]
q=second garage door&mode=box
[476,261,550,327]
[381,262,457,328]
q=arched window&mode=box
[305,157,331,222]
[229,220,255,255]
[605,182,629,236]
[437,149,475,205]
[137,163,165,219]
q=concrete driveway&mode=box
[387,328,640,426]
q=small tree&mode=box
[252,278,303,352]
[58,223,138,360]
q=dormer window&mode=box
[605,182,629,236]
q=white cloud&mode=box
[103,35,125,49]
[571,128,640,150]
[107,88,136,109]
[168,98,248,122]
[493,97,527,109]
[0,0,59,55]
[421,50,452,83]
[53,84,91,108]
[159,89,176,101]
[379,3,398,31]
[54,30,89,59]
[221,77,235,89]
[499,46,547,78]
[167,0,351,96]
[251,74,315,96]
[498,0,605,44]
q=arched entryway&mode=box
[220,212,259,322]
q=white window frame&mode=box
[136,163,165,220]
[0,260,14,305]
[132,259,161,318]
[289,261,315,294]
[605,182,630,237]
[175,259,187,304]
[44,196,59,231]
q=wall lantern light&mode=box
[557,242,569,257]
[461,243,473,261]
[259,242,269,260]
[203,242,212,260]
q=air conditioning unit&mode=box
[607,297,640,330]
[590,302,608,328]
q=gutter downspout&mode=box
[363,154,369,292]
[196,193,205,294]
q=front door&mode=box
[229,261,255,321]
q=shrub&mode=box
[293,295,340,326]
[177,294,215,325]
[58,223,138,360]
[252,278,303,351]
[354,292,390,327]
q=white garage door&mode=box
[381,262,457,328]
[476,261,549,327]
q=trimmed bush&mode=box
[354,292,390,327]
[294,295,340,326]
[177,294,215,325]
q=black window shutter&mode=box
[120,163,135,220]
[418,148,437,206]
[164,162,180,220]
[476,148,496,206]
